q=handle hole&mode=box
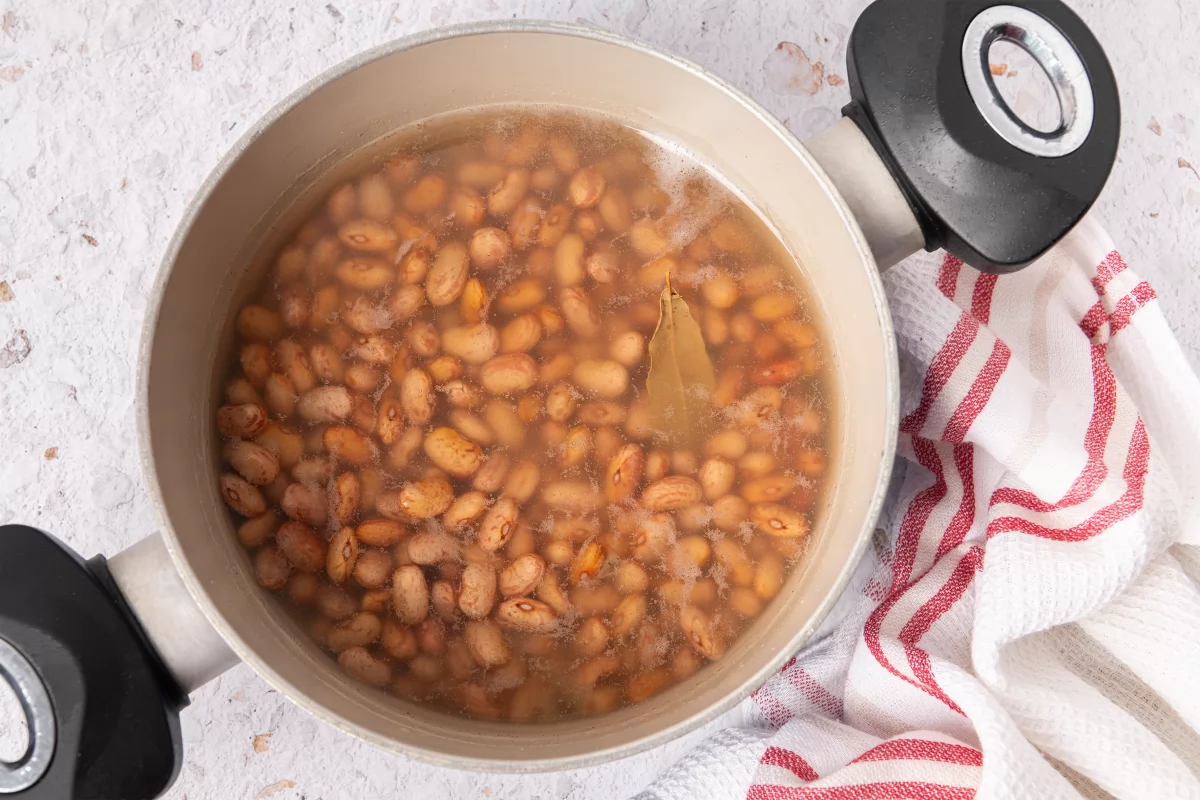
[0,676,29,766]
[0,639,54,792]
[987,38,1063,135]
[962,5,1094,157]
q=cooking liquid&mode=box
[214,108,831,722]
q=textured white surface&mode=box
[0,1,1197,798]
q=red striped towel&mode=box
[640,216,1200,799]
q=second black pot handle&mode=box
[0,525,187,799]
[835,0,1120,274]
[0,526,238,799]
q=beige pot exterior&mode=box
[138,21,898,771]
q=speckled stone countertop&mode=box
[0,1,1197,798]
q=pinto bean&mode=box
[254,546,290,589]
[560,287,601,337]
[477,497,520,553]
[611,593,647,637]
[681,605,725,660]
[458,159,507,189]
[392,565,429,625]
[459,563,498,619]
[426,241,470,306]
[501,461,541,504]
[460,277,488,324]
[572,359,629,399]
[237,305,284,343]
[640,476,703,511]
[442,324,500,365]
[326,527,359,583]
[706,428,748,460]
[507,198,544,250]
[542,480,602,513]
[593,425,623,464]
[276,521,325,572]
[472,453,511,494]
[238,344,272,388]
[224,379,262,407]
[632,513,674,564]
[237,511,280,549]
[483,400,526,448]
[597,187,631,233]
[450,186,486,228]
[608,331,644,368]
[698,458,736,501]
[499,314,543,353]
[318,584,357,621]
[401,368,436,425]
[407,531,461,565]
[335,257,393,291]
[356,518,406,547]
[751,503,810,538]
[431,580,459,623]
[442,491,489,532]
[554,232,586,287]
[353,548,394,589]
[387,283,426,321]
[548,135,580,173]
[255,424,304,470]
[480,353,538,395]
[544,382,578,422]
[416,618,447,656]
[465,620,510,668]
[487,168,530,217]
[494,279,546,315]
[537,203,573,246]
[339,219,399,253]
[614,561,650,594]
[297,386,352,424]
[742,474,797,504]
[327,612,382,652]
[629,219,669,260]
[495,597,557,633]
[385,478,454,520]
[643,448,672,479]
[469,227,512,270]
[569,584,621,615]
[569,540,605,586]
[443,642,478,684]
[220,473,266,517]
[423,426,484,478]
[712,538,755,586]
[339,647,392,688]
[499,554,546,598]
[226,440,281,486]
[323,426,373,465]
[402,173,448,215]
[568,167,605,208]
[381,620,418,661]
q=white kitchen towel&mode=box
[638,215,1200,800]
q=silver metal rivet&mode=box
[962,5,1095,157]
[0,639,55,794]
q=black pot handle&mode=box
[0,525,186,799]
[843,0,1120,273]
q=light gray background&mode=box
[0,1,1197,798]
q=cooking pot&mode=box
[0,1,1118,796]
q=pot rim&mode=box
[137,18,899,772]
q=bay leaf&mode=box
[646,273,716,450]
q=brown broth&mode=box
[214,108,831,722]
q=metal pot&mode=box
[0,1,1117,796]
